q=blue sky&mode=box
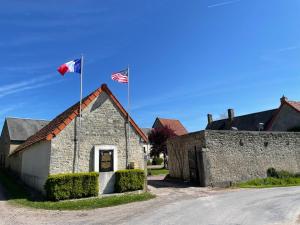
[1,0,300,132]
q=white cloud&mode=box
[208,0,241,8]
[0,73,62,98]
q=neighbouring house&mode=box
[152,117,188,136]
[168,96,300,187]
[141,128,152,156]
[142,118,188,161]
[6,84,148,194]
[0,118,49,168]
[206,96,300,131]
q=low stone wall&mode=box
[167,130,300,186]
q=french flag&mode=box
[57,59,81,76]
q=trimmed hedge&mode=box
[44,172,99,201]
[115,169,145,193]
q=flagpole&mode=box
[127,65,130,168]
[77,55,83,172]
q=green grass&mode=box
[148,168,169,176]
[237,177,300,188]
[0,170,155,210]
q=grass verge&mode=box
[148,168,169,176]
[237,177,300,188]
[0,170,155,210]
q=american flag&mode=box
[111,69,128,83]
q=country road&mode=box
[1,181,300,225]
[126,186,300,225]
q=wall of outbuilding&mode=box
[167,130,300,186]
[21,141,51,193]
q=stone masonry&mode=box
[50,92,145,174]
[167,130,300,186]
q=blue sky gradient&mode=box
[1,0,300,131]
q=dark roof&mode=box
[11,84,147,156]
[141,128,151,136]
[206,109,277,131]
[153,118,188,136]
[6,117,49,141]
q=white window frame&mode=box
[94,145,118,172]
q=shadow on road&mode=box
[147,176,198,189]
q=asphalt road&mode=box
[126,186,300,225]
[0,182,300,225]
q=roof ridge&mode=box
[210,108,277,123]
[6,117,50,122]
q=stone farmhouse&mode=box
[142,118,188,157]
[168,96,300,187]
[0,84,148,194]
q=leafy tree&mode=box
[148,126,176,168]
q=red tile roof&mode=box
[11,84,147,156]
[154,118,188,136]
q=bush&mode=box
[44,172,99,201]
[115,169,145,193]
[147,160,152,166]
[267,167,277,178]
[152,157,163,165]
[267,168,295,179]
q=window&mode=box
[99,150,114,172]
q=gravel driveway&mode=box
[1,177,300,225]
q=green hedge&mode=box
[44,172,99,201]
[115,169,145,193]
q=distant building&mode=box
[206,96,300,131]
[168,96,300,187]
[152,118,188,136]
[0,118,49,168]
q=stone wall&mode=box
[167,130,300,186]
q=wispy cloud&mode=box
[208,0,241,8]
[0,74,63,98]
[260,44,300,63]
[275,45,300,53]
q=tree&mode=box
[148,126,176,168]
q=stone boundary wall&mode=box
[167,130,300,186]
[204,130,300,186]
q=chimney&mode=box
[228,109,234,121]
[207,114,213,124]
[280,95,288,104]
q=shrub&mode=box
[115,169,145,193]
[267,167,277,178]
[44,172,99,201]
[152,157,163,165]
[267,168,295,179]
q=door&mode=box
[188,147,199,184]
